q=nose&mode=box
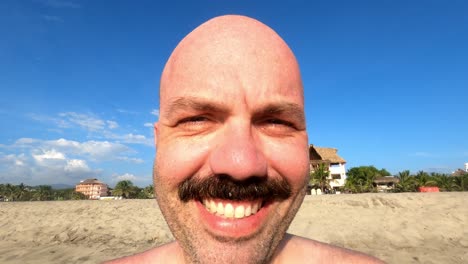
[209,120,268,180]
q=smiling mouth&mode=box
[202,199,263,219]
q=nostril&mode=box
[209,144,267,180]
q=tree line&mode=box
[2,168,467,201]
[0,180,154,202]
[310,165,468,193]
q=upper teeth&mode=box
[203,199,261,219]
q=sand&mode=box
[0,192,466,264]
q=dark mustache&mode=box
[178,174,291,202]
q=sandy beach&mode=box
[0,192,466,264]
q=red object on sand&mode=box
[418,187,440,192]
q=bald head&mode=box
[159,15,303,112]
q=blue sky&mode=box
[1,0,467,187]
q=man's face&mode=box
[154,16,310,264]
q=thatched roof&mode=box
[374,177,399,184]
[452,169,467,177]
[309,145,346,164]
[78,178,105,185]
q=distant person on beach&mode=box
[107,15,383,264]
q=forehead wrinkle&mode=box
[163,97,230,120]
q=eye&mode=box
[257,118,298,136]
[179,116,208,123]
[265,118,296,128]
[177,116,209,126]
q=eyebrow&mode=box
[164,97,230,120]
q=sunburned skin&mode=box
[105,15,384,264]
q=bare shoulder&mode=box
[103,242,184,264]
[274,234,385,264]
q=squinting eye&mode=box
[266,119,295,128]
[177,116,210,126]
[258,118,299,136]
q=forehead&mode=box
[159,16,303,112]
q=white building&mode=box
[465,163,468,172]
[309,145,347,190]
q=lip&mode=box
[195,199,271,239]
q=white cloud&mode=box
[30,112,119,133]
[144,122,153,127]
[16,138,37,144]
[9,138,133,162]
[49,138,80,148]
[29,112,153,148]
[107,133,153,146]
[107,120,119,129]
[0,153,28,167]
[33,149,66,162]
[46,138,131,161]
[65,159,90,172]
[59,112,106,131]
[15,158,25,166]
[0,151,100,185]
[32,149,67,168]
[117,157,144,164]
[80,140,131,160]
[114,173,137,182]
[15,138,39,146]
[110,172,152,187]
[28,113,70,128]
[151,109,160,117]
[0,153,33,183]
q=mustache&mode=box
[178,174,291,202]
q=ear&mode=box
[153,122,159,147]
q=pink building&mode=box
[75,179,108,199]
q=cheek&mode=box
[265,140,309,188]
[156,137,212,188]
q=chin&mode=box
[170,196,304,264]
[179,227,285,264]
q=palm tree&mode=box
[0,184,5,199]
[4,184,18,201]
[113,180,135,198]
[395,170,417,192]
[310,163,330,192]
[452,174,468,191]
[433,174,456,192]
[142,184,154,199]
[33,185,52,201]
[414,170,437,188]
[344,175,361,193]
[16,183,28,201]
[71,191,87,200]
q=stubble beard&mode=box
[154,165,308,264]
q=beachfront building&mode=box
[373,176,399,192]
[75,179,108,199]
[452,169,467,177]
[309,145,347,191]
